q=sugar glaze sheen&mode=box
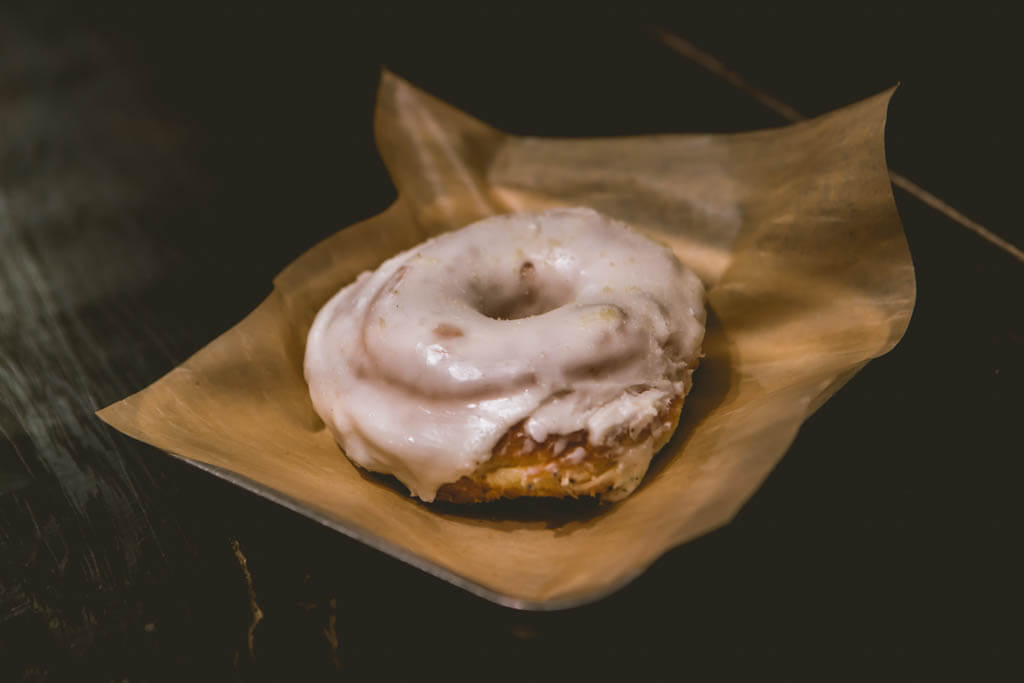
[304,208,706,501]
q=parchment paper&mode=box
[98,71,915,609]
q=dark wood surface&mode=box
[2,3,1020,680]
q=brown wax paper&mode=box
[98,71,915,609]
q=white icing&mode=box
[304,207,706,501]
[562,447,588,465]
[585,389,670,443]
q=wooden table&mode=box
[2,3,1019,680]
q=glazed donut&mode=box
[304,207,705,503]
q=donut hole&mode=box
[472,261,576,321]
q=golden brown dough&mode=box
[435,394,686,504]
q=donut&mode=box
[304,207,706,503]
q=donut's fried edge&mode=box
[434,396,685,504]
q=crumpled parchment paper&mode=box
[99,71,915,609]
